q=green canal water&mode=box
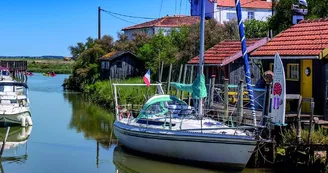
[0,73,274,173]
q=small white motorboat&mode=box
[0,81,32,126]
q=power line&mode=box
[185,0,189,15]
[175,0,177,14]
[104,12,137,24]
[159,0,164,17]
[101,9,156,20]
[179,0,183,15]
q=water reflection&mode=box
[113,146,223,173]
[0,126,32,173]
[113,146,274,173]
[63,93,116,149]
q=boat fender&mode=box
[26,116,33,126]
[21,117,26,127]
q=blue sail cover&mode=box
[171,74,207,99]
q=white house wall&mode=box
[215,7,272,23]
[124,28,154,40]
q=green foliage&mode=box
[307,0,328,19]
[83,78,157,108]
[138,31,178,76]
[282,126,328,144]
[245,19,269,38]
[269,0,297,35]
[63,36,111,91]
[269,0,328,35]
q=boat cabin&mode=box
[0,67,11,81]
[0,82,29,107]
[250,18,328,117]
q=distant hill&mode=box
[0,55,70,59]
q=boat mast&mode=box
[234,0,257,126]
[198,0,205,118]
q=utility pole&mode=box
[98,6,101,40]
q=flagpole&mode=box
[234,0,257,126]
[198,0,205,118]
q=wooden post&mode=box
[188,65,194,105]
[166,64,172,94]
[209,76,215,108]
[207,78,212,109]
[181,64,187,100]
[238,80,244,124]
[96,141,99,168]
[176,64,183,97]
[308,99,314,145]
[98,6,101,40]
[224,79,229,120]
[296,95,302,144]
[0,127,10,157]
[159,61,164,82]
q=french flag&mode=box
[143,70,150,87]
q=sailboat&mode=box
[113,0,261,171]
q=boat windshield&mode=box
[1,71,9,76]
[136,95,194,120]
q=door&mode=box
[301,60,312,112]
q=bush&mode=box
[282,126,328,144]
[83,78,157,108]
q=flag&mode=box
[143,70,150,87]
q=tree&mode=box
[96,35,114,53]
[308,0,328,18]
[269,0,298,35]
[138,31,178,75]
[244,20,269,38]
[268,0,328,35]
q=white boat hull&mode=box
[114,121,257,171]
[0,109,32,126]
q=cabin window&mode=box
[226,12,237,21]
[287,64,299,81]
[101,61,105,69]
[248,12,255,20]
[105,61,110,69]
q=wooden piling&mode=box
[176,64,183,97]
[166,64,172,94]
[181,64,187,100]
[207,78,212,109]
[188,66,194,105]
[0,127,10,157]
[297,95,303,144]
[159,62,164,82]
[308,99,314,145]
[224,79,229,120]
[238,80,244,124]
[209,76,215,108]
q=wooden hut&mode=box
[187,38,268,84]
[250,18,328,117]
[99,51,145,80]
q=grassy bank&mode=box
[83,78,157,108]
[0,58,74,74]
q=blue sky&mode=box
[0,0,191,56]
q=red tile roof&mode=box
[251,18,328,57]
[188,38,268,65]
[122,15,200,31]
[218,0,272,9]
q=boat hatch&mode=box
[136,119,176,127]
